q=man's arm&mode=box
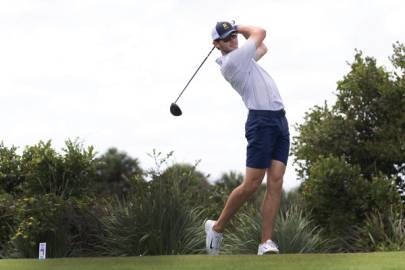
[236,25,267,61]
[255,43,268,61]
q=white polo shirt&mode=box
[216,39,284,111]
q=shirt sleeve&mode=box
[226,39,257,71]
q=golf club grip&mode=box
[174,46,216,103]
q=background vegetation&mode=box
[0,43,404,258]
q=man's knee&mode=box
[242,167,265,195]
[241,178,262,195]
[269,174,283,184]
[268,175,283,192]
[267,161,286,190]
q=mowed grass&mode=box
[1,252,404,270]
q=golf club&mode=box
[170,46,216,116]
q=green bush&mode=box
[351,207,405,252]
[301,157,367,240]
[20,140,97,198]
[0,143,23,196]
[8,194,101,258]
[301,156,401,250]
[93,155,208,256]
[156,163,210,209]
[274,205,329,253]
[292,44,405,251]
[95,188,205,255]
[10,194,68,258]
[222,201,327,254]
[95,148,144,200]
[0,193,16,258]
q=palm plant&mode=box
[94,162,208,256]
[274,205,329,253]
[351,207,405,252]
[222,204,328,254]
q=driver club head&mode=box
[170,103,182,116]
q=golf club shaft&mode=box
[174,46,216,104]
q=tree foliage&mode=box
[94,152,209,256]
[95,148,144,199]
[0,143,23,196]
[19,140,97,199]
[292,43,405,249]
[293,44,405,182]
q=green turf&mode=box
[1,252,404,270]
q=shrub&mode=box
[10,194,68,258]
[93,155,208,256]
[0,143,23,196]
[301,156,401,251]
[95,192,205,255]
[351,207,405,252]
[222,204,328,254]
[9,194,100,258]
[20,140,97,199]
[0,193,16,258]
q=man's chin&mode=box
[225,47,238,54]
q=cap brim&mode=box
[220,30,236,39]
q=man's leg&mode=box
[213,167,266,233]
[260,160,286,242]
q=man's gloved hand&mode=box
[230,20,238,31]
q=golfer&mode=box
[205,21,290,255]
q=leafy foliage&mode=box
[0,140,103,258]
[11,194,69,258]
[351,208,405,252]
[95,148,144,200]
[292,44,405,250]
[222,191,328,254]
[301,156,401,244]
[0,143,23,196]
[293,45,405,182]
[0,193,16,258]
[20,140,97,199]
[93,152,208,255]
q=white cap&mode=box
[211,21,237,41]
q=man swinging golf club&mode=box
[205,21,290,255]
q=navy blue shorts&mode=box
[245,109,290,168]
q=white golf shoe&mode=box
[204,220,223,255]
[257,239,279,255]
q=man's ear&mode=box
[213,41,220,50]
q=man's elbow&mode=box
[262,44,268,54]
[261,28,267,39]
[256,28,266,40]
[255,28,267,45]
